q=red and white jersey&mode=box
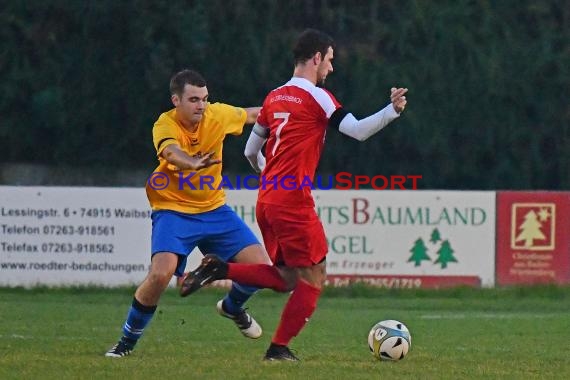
[257,77,342,207]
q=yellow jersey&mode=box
[146,102,247,214]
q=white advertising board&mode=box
[311,190,496,287]
[0,186,152,286]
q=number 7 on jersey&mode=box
[271,112,290,155]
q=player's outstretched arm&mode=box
[244,123,268,173]
[161,144,221,171]
[336,87,408,142]
[244,107,262,124]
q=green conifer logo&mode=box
[434,240,458,269]
[407,238,431,266]
[429,228,441,244]
[407,228,459,269]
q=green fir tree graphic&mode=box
[434,240,458,269]
[407,238,431,267]
[429,228,442,244]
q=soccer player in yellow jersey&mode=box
[106,69,271,357]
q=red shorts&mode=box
[256,202,328,267]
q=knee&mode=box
[234,244,272,265]
[296,276,323,289]
[282,279,296,292]
[297,265,326,288]
[147,269,172,289]
[276,268,297,292]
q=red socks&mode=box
[227,263,288,292]
[272,280,321,346]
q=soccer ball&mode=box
[367,320,411,361]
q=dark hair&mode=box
[293,29,335,65]
[169,69,207,96]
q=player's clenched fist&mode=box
[390,87,408,114]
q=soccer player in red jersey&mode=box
[180,29,408,361]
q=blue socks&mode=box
[117,286,255,349]
[222,283,258,315]
[120,297,157,348]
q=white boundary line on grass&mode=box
[0,334,93,340]
[420,312,566,319]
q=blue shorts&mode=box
[151,205,259,277]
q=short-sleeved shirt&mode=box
[256,77,342,207]
[146,102,247,214]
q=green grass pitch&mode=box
[1,285,570,379]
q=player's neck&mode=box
[182,123,200,133]
[292,66,317,85]
[176,115,199,133]
[183,124,199,133]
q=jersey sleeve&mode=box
[210,102,247,136]
[320,88,343,118]
[152,119,179,156]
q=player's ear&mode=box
[313,52,321,65]
[171,94,179,107]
